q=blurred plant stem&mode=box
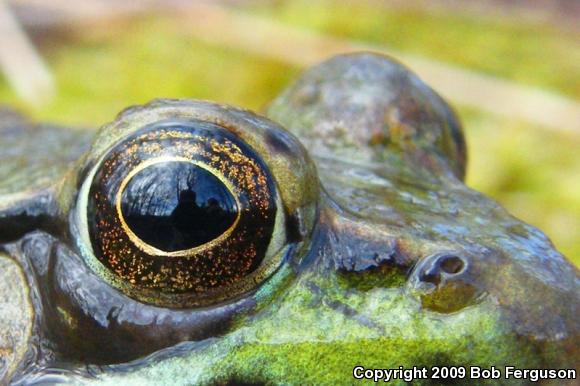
[0,0,54,106]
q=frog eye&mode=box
[74,102,317,308]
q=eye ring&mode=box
[115,156,242,258]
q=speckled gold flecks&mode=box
[87,124,278,301]
[73,100,319,308]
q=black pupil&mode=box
[120,161,238,252]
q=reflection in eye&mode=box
[119,159,239,253]
[80,119,287,308]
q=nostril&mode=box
[440,255,465,275]
[420,272,441,286]
[410,253,478,313]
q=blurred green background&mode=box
[1,0,578,265]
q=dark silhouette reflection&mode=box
[120,161,238,252]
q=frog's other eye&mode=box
[73,101,318,309]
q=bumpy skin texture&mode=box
[0,53,578,385]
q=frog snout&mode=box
[408,252,482,313]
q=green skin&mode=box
[0,53,578,385]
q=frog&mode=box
[0,53,578,385]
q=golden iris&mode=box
[84,119,281,306]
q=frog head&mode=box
[1,53,578,385]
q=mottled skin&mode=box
[0,53,578,385]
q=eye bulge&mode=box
[72,99,319,308]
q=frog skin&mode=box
[0,53,578,385]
